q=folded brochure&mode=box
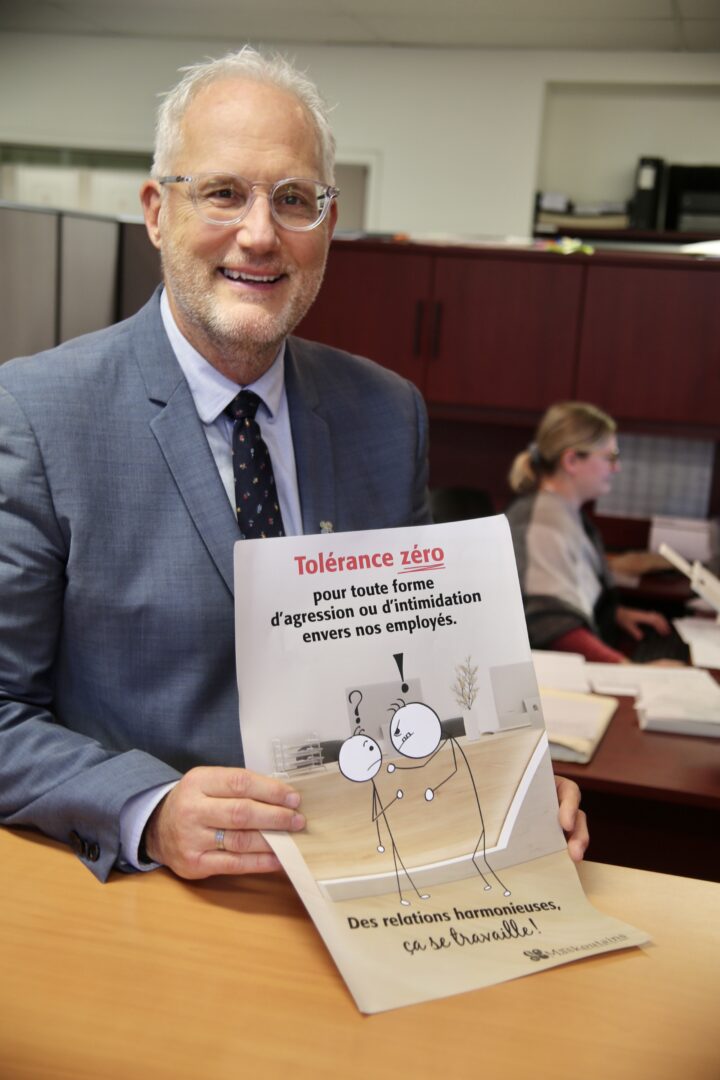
[234,516,648,1012]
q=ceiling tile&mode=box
[0,0,103,33]
[675,0,720,15]
[337,0,673,15]
[0,0,379,43]
[681,18,720,47]
[0,0,716,52]
[124,11,377,44]
[359,16,683,50]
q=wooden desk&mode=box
[618,570,694,614]
[1,828,718,1080]
[553,695,720,881]
[615,569,694,621]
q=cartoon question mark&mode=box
[348,689,363,728]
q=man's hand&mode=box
[144,766,305,879]
[615,605,670,641]
[555,775,589,863]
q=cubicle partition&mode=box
[0,205,58,362]
[117,218,163,322]
[0,203,160,365]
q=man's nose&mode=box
[234,192,280,250]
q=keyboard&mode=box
[631,626,691,665]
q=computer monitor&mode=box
[659,543,720,621]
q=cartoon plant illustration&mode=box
[452,655,479,711]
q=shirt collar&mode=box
[160,288,286,423]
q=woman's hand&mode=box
[615,605,670,641]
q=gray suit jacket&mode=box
[0,290,430,880]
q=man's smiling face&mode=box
[142,75,336,383]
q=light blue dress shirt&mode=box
[118,290,302,871]
[159,289,303,535]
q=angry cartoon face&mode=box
[389,701,442,759]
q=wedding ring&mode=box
[215,828,226,851]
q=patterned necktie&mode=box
[225,390,285,539]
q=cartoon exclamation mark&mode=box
[393,653,409,693]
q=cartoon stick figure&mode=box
[387,700,510,896]
[338,732,430,906]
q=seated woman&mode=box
[506,401,676,664]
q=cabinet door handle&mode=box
[413,300,425,355]
[431,301,443,357]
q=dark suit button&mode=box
[87,842,100,862]
[69,830,85,856]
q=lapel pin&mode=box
[319,520,334,534]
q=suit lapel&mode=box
[129,299,334,574]
[150,393,238,594]
[285,338,336,535]
[130,292,238,594]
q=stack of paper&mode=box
[585,662,658,696]
[540,689,618,763]
[586,663,720,738]
[635,687,720,738]
[531,650,590,693]
[674,617,720,669]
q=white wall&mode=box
[0,32,718,236]
[538,82,720,204]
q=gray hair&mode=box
[151,45,336,183]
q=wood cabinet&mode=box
[426,254,582,411]
[297,238,720,437]
[296,246,432,385]
[576,260,720,428]
[297,242,584,413]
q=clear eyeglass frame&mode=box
[576,448,621,464]
[158,173,339,232]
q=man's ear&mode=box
[140,180,163,251]
[326,196,338,242]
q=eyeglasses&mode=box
[158,173,339,232]
[576,448,621,464]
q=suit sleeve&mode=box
[408,380,432,527]
[0,384,181,881]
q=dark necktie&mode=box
[225,390,285,539]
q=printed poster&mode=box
[234,516,648,1013]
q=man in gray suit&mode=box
[0,48,587,883]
